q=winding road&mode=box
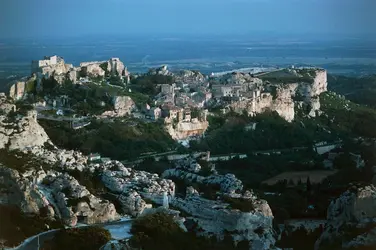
[11,219,132,250]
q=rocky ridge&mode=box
[162,157,276,249]
[0,94,279,248]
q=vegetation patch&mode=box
[129,212,248,250]
[42,226,111,250]
[0,205,63,247]
[39,119,177,161]
[222,196,255,212]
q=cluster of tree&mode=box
[134,157,175,176]
[66,168,107,196]
[0,205,63,247]
[39,119,177,161]
[221,196,255,212]
[130,212,249,250]
[319,92,376,139]
[41,227,111,250]
[108,75,123,86]
[131,74,174,96]
[276,226,323,250]
[41,76,59,94]
[0,149,57,173]
[191,111,335,155]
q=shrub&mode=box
[42,226,111,250]
[0,205,64,247]
[129,212,245,250]
[222,196,254,212]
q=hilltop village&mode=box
[9,55,327,141]
[2,55,376,250]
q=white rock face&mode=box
[32,56,74,85]
[81,63,106,78]
[148,65,170,76]
[162,157,243,194]
[100,96,135,118]
[0,166,50,214]
[174,70,206,85]
[315,185,376,249]
[118,191,148,217]
[226,69,328,122]
[80,58,129,79]
[0,108,50,150]
[108,58,127,77]
[171,192,275,249]
[113,96,135,115]
[166,120,209,140]
[100,161,175,215]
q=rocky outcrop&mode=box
[171,190,275,249]
[108,58,128,78]
[0,93,15,114]
[0,165,50,214]
[42,172,119,226]
[0,107,49,150]
[100,161,175,216]
[174,70,207,85]
[113,96,135,116]
[9,81,26,100]
[162,157,243,194]
[80,58,129,80]
[32,55,76,84]
[315,184,376,249]
[99,96,135,118]
[160,156,276,248]
[0,161,119,227]
[148,65,170,76]
[165,120,209,140]
[220,68,327,122]
[80,63,106,78]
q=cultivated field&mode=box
[262,170,338,185]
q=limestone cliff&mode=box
[315,184,376,249]
[99,95,135,118]
[32,55,77,85]
[222,69,328,122]
[172,193,275,250]
[0,97,49,150]
[80,58,129,80]
[166,120,209,140]
[162,157,276,249]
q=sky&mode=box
[0,0,375,39]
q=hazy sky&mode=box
[0,0,375,39]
